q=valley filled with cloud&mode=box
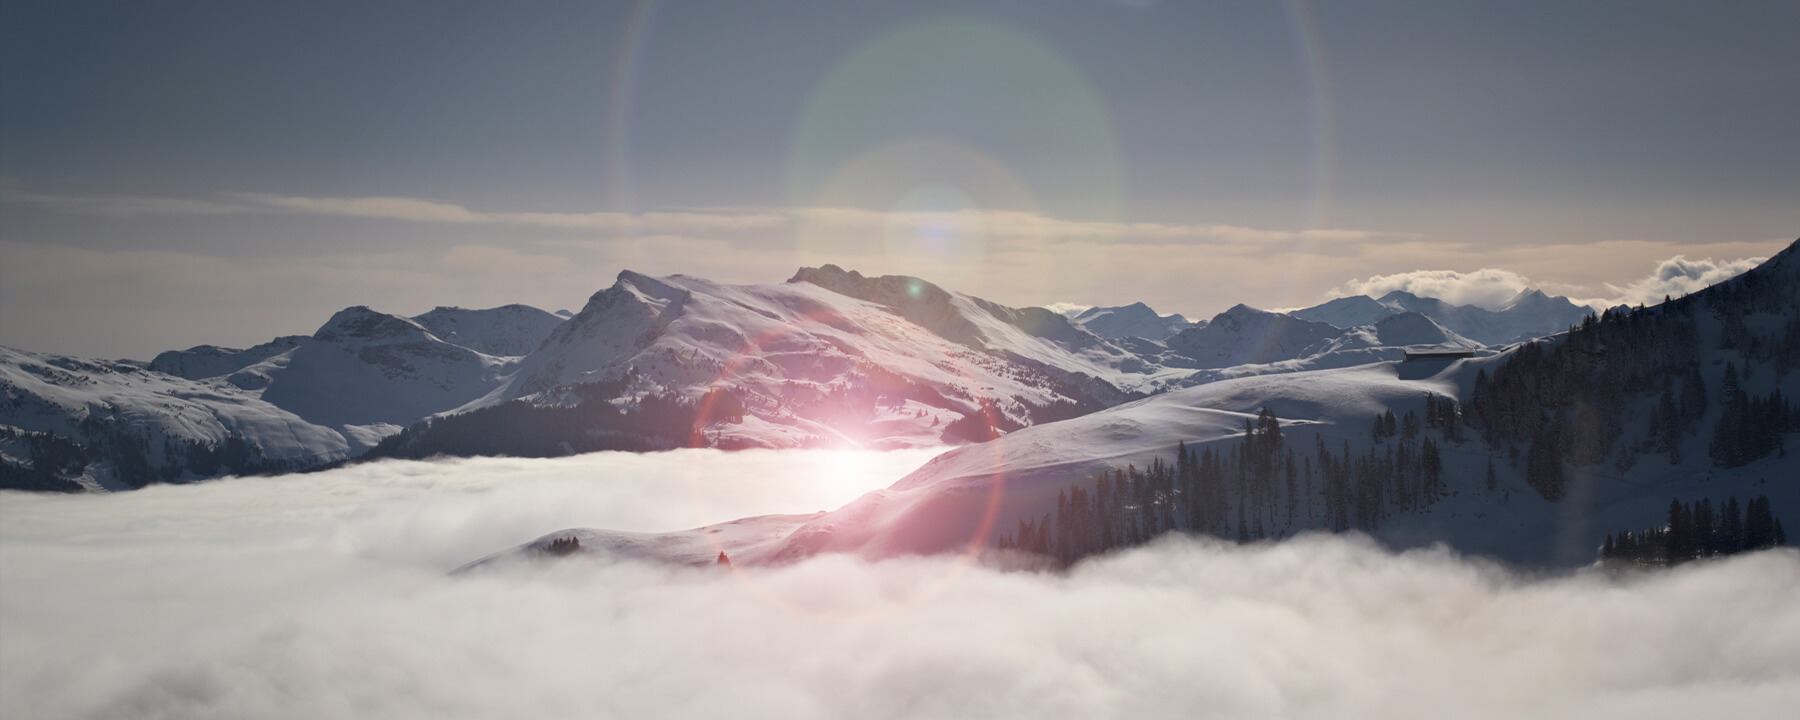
[5,449,1795,720]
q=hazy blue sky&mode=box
[3,0,1796,358]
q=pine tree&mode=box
[1695,497,1716,557]
[1525,425,1566,501]
[1665,498,1689,564]
[1722,496,1745,554]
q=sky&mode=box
[5,448,1798,719]
[2,0,1797,359]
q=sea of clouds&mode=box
[4,448,1797,720]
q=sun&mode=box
[817,449,876,492]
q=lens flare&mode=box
[681,301,1016,620]
[784,16,1125,297]
[1269,0,1341,309]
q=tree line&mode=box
[997,403,1459,566]
[1468,257,1800,500]
[1601,494,1788,567]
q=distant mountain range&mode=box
[1,261,1610,492]
[1288,288,1593,345]
[1068,286,1592,346]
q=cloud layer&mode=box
[1335,267,1546,310]
[4,450,1797,720]
[1334,254,1767,312]
[1603,255,1768,307]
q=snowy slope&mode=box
[1068,302,1195,341]
[410,304,564,357]
[467,268,1151,450]
[496,349,1794,569]
[145,336,309,380]
[1287,295,1396,329]
[259,307,515,428]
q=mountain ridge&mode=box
[3,256,1748,492]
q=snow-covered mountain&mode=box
[1291,288,1594,345]
[1312,312,1482,354]
[424,266,1154,453]
[1162,304,1343,368]
[1066,302,1195,341]
[0,346,355,491]
[1285,295,1395,330]
[144,335,310,380]
[258,306,516,428]
[1,304,554,490]
[466,239,1800,570]
[410,304,564,357]
[0,263,1632,492]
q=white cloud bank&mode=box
[1335,254,1767,311]
[4,449,1797,720]
[1336,267,1545,310]
[1602,255,1768,307]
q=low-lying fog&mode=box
[3,448,1796,719]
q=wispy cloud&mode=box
[0,183,245,217]
[4,185,1402,248]
[1333,268,1550,310]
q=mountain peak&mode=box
[1219,303,1271,318]
[787,264,870,289]
[1068,301,1193,341]
[313,306,431,344]
[612,269,689,301]
[1498,288,1549,310]
[788,266,952,307]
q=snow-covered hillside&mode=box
[410,304,564,357]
